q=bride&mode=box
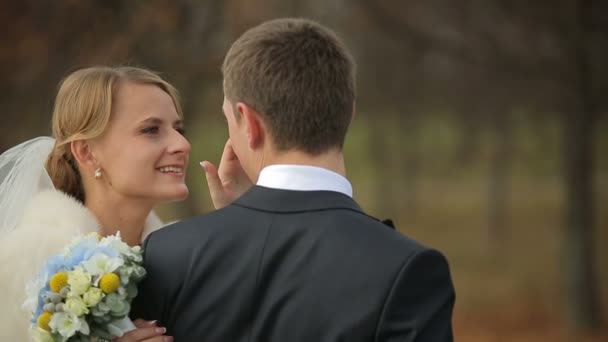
[0,66,191,342]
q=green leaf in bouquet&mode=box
[118,267,131,285]
[89,324,115,341]
[91,315,106,324]
[132,265,146,280]
[91,302,110,318]
[67,332,89,342]
[125,282,138,300]
[105,293,130,317]
[126,252,143,263]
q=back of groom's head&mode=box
[222,18,356,155]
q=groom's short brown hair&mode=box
[222,18,356,154]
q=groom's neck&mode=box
[260,147,347,178]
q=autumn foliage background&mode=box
[1,1,607,341]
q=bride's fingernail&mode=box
[155,327,166,334]
[147,320,157,326]
[164,337,174,342]
[200,161,207,171]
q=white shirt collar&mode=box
[257,164,353,198]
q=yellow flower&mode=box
[37,312,53,331]
[99,273,120,294]
[49,272,68,293]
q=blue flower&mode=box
[32,292,45,323]
[84,245,119,260]
[66,242,94,268]
[42,255,66,282]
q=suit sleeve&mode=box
[129,233,167,323]
[375,248,455,342]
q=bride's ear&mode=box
[70,140,98,174]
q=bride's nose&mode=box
[167,129,191,155]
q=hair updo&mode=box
[45,66,182,203]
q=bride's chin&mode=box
[162,186,190,202]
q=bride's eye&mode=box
[141,126,160,135]
[176,127,186,136]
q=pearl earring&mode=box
[94,168,102,179]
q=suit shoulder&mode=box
[337,209,430,252]
[145,204,269,244]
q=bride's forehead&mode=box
[111,83,178,122]
[114,82,172,107]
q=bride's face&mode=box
[92,81,190,203]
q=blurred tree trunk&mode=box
[367,116,395,218]
[487,107,512,250]
[562,0,599,331]
[396,49,424,223]
[399,114,421,222]
[454,110,482,166]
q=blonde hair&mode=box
[46,66,182,203]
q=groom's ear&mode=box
[236,102,265,150]
[71,140,98,173]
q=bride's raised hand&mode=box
[201,139,253,209]
[112,319,173,342]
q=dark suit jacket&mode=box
[131,186,455,341]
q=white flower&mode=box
[65,296,89,316]
[82,253,124,277]
[67,268,91,296]
[82,287,104,307]
[30,326,54,342]
[49,312,88,338]
[100,232,140,260]
[100,233,128,249]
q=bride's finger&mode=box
[113,326,170,342]
[201,161,228,209]
[133,319,157,328]
[221,139,239,163]
[201,161,221,190]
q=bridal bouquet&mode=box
[24,232,146,342]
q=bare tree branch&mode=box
[354,0,572,85]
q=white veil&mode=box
[0,137,56,235]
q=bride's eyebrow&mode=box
[139,117,163,125]
[138,117,183,127]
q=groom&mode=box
[132,18,455,341]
